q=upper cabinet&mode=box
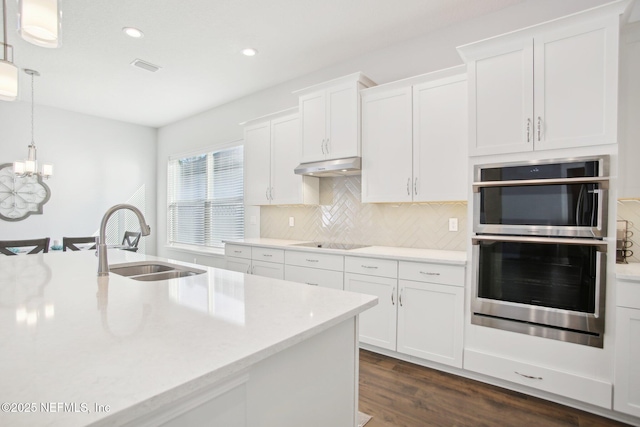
[294,73,376,163]
[458,2,627,156]
[361,67,467,203]
[243,109,319,206]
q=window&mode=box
[168,143,244,250]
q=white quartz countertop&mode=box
[0,250,376,427]
[226,238,467,265]
[616,262,640,281]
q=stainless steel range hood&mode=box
[294,157,361,177]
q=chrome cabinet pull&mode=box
[420,271,440,276]
[247,265,251,274]
[269,187,274,200]
[515,371,543,380]
[537,117,541,141]
[407,178,410,196]
[321,139,325,155]
[414,177,418,195]
[265,187,269,200]
[325,138,330,155]
[391,288,395,305]
[234,250,242,254]
[263,254,272,257]
[361,265,378,269]
[305,282,318,286]
[399,288,403,307]
[526,118,531,142]
[305,258,319,263]
[250,265,255,274]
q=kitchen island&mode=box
[0,249,376,427]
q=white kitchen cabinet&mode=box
[284,250,345,290]
[361,68,467,203]
[243,109,318,206]
[396,261,464,368]
[361,86,413,203]
[295,73,375,163]
[344,272,398,351]
[614,274,640,417]
[284,264,343,290]
[224,244,284,279]
[458,7,622,156]
[396,279,463,368]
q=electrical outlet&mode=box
[449,218,458,232]
[289,217,295,227]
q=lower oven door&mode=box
[471,235,607,347]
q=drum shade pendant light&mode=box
[14,69,53,178]
[18,0,61,48]
[0,0,18,100]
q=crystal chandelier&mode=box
[14,69,53,178]
[0,0,18,101]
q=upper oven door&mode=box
[473,157,609,238]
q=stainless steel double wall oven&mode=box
[471,156,609,347]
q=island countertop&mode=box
[0,249,377,426]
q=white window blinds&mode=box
[167,144,244,249]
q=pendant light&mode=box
[18,0,61,48]
[14,69,53,178]
[0,0,18,101]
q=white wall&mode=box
[0,102,158,252]
[156,0,611,266]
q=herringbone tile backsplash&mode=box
[617,200,640,263]
[261,176,467,251]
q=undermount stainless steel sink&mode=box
[110,261,206,281]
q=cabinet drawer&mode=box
[251,260,284,280]
[464,349,611,408]
[225,244,251,259]
[285,265,344,290]
[616,278,640,310]
[345,256,397,278]
[285,250,344,271]
[399,261,464,286]
[252,247,284,263]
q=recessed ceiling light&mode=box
[123,27,144,38]
[241,48,258,57]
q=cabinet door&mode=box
[300,91,326,163]
[251,260,284,280]
[271,113,304,204]
[226,257,251,274]
[619,27,640,199]
[469,39,534,156]
[284,264,344,290]
[344,273,397,351]
[413,76,467,202]
[397,279,463,368]
[244,122,271,205]
[614,307,640,417]
[534,19,618,150]
[361,86,413,203]
[326,83,359,160]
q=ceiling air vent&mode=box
[131,59,161,73]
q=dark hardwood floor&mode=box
[358,349,630,427]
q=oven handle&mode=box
[472,176,609,192]
[472,235,607,251]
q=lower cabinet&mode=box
[397,279,464,368]
[284,250,345,290]
[345,256,465,369]
[614,275,640,417]
[284,264,343,290]
[224,244,284,280]
[344,272,398,350]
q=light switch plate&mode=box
[449,218,458,232]
[289,217,295,227]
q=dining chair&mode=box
[0,238,50,256]
[62,236,97,252]
[122,231,141,248]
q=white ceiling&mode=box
[1,0,625,128]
